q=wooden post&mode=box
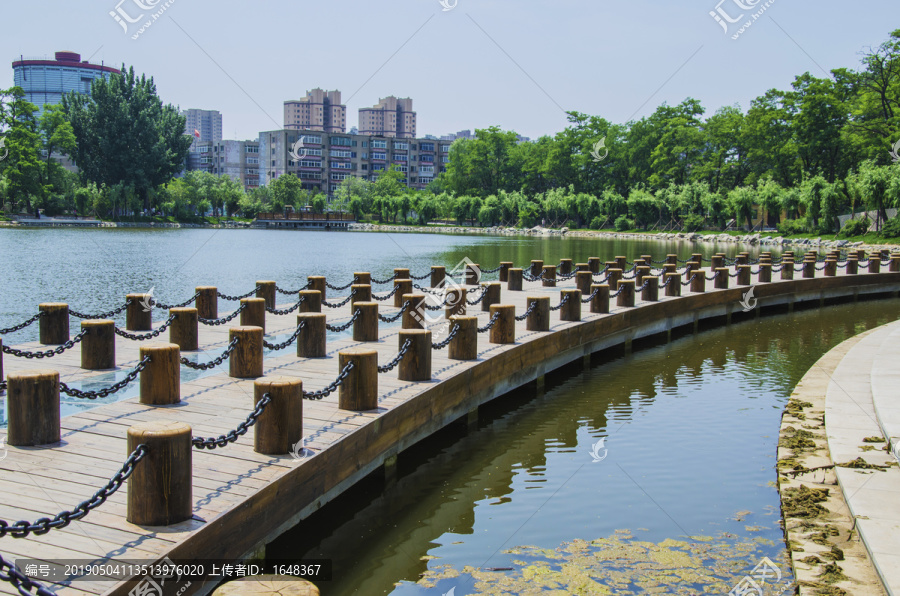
[869,257,881,274]
[691,253,704,265]
[489,305,515,344]
[590,284,610,314]
[398,330,431,381]
[576,262,590,272]
[465,263,481,286]
[856,249,866,261]
[559,259,573,275]
[802,260,815,279]
[759,263,772,283]
[499,262,513,282]
[665,273,682,296]
[401,294,426,329]
[891,256,900,273]
[298,290,322,313]
[354,272,371,286]
[710,255,723,271]
[394,267,411,280]
[542,265,557,287]
[607,268,623,290]
[530,260,544,277]
[781,259,795,280]
[448,315,477,360]
[431,266,446,288]
[196,286,217,319]
[353,302,379,341]
[139,343,180,405]
[6,370,60,446]
[690,270,706,293]
[169,308,198,351]
[845,258,858,275]
[824,259,837,277]
[642,277,659,302]
[526,296,551,331]
[297,313,326,358]
[481,282,502,312]
[615,256,627,270]
[712,268,728,289]
[212,576,321,595]
[351,284,372,304]
[126,421,191,526]
[229,326,264,379]
[80,320,115,370]
[125,295,152,332]
[588,257,601,273]
[307,276,326,301]
[338,348,378,411]
[737,265,751,286]
[663,263,677,276]
[560,289,582,321]
[240,297,266,333]
[256,281,276,309]
[635,266,651,287]
[685,261,699,275]
[617,280,635,307]
[394,279,413,308]
[576,271,593,295]
[445,287,467,318]
[507,268,523,291]
[666,254,677,265]
[632,258,646,270]
[253,376,303,455]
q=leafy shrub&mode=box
[881,216,900,238]
[683,214,706,232]
[838,218,869,238]
[777,218,807,235]
[614,215,634,232]
[590,216,605,230]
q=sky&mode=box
[2,1,898,142]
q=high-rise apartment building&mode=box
[284,89,346,133]
[358,96,416,139]
[183,109,223,171]
[207,140,261,191]
[12,51,119,116]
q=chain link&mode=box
[549,294,570,312]
[199,303,247,326]
[0,552,55,596]
[217,286,260,301]
[69,301,131,320]
[682,273,699,286]
[480,265,502,274]
[523,270,546,282]
[152,291,200,310]
[609,286,625,298]
[516,300,540,320]
[379,301,409,323]
[266,296,306,315]
[477,312,502,332]
[412,283,444,295]
[180,338,240,370]
[263,321,306,351]
[2,330,87,359]
[322,289,357,309]
[276,282,310,295]
[192,394,271,449]
[326,277,359,291]
[325,309,361,333]
[0,445,147,538]
[372,285,400,301]
[581,288,600,304]
[0,312,44,335]
[59,356,150,399]
[304,362,354,400]
[378,339,412,373]
[371,274,398,285]
[410,270,432,280]
[466,286,489,305]
[705,270,721,281]
[431,324,460,350]
[114,315,176,340]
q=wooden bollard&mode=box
[588,257,601,273]
[663,263,677,276]
[126,421,191,526]
[465,263,481,286]
[802,260,815,278]
[256,281,276,309]
[394,267,411,280]
[398,330,431,381]
[636,266,651,287]
[526,296,551,331]
[715,268,729,289]
[400,293,425,330]
[489,305,515,345]
[353,302,379,341]
[824,259,837,277]
[6,370,60,446]
[890,256,900,273]
[355,272,371,286]
[351,284,372,304]
[665,273,682,297]
[560,289,582,321]
[168,307,198,351]
[737,265,751,286]
[212,576,320,596]
[633,258,646,270]
[338,348,378,410]
[576,271,593,295]
[431,266,446,288]
[508,268,524,291]
[125,294,152,332]
[845,258,858,275]
[642,277,659,302]
[448,315,477,360]
[691,253,704,265]
[139,343,180,405]
[307,276,326,301]
[559,259,573,275]
[605,261,617,275]
[240,297,266,333]
[394,279,413,308]
[481,282,501,312]
[690,270,706,293]
[499,262,513,282]
[590,284,610,313]
[229,326,264,379]
[576,262,590,272]
[617,280,635,307]
[445,287,467,318]
[759,263,772,283]
[640,254,653,265]
[685,261,699,275]
[542,265,557,287]
[666,254,677,265]
[710,255,723,271]
[856,249,866,261]
[530,260,544,277]
[607,268,623,290]
[615,256,627,271]
[781,260,795,280]
[253,376,303,455]
[869,257,881,274]
[297,313,326,358]
[81,320,115,370]
[196,286,217,319]
[298,290,322,313]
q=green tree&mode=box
[0,87,44,214]
[726,186,756,230]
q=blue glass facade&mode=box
[11,52,119,115]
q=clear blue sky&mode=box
[2,0,897,141]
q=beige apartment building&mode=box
[358,96,416,138]
[284,89,346,133]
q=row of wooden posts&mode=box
[3,248,899,529]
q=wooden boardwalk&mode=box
[1,258,899,595]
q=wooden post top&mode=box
[7,369,59,382]
[81,319,113,327]
[38,302,68,309]
[196,285,217,290]
[139,342,180,353]
[340,347,378,357]
[231,325,263,333]
[257,280,276,285]
[127,420,191,438]
[169,307,197,314]
[125,293,150,299]
[254,376,303,391]
[399,328,430,337]
[241,297,266,304]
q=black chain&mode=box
[477,312,502,332]
[199,303,247,326]
[59,356,150,399]
[217,286,260,301]
[636,281,650,292]
[523,271,546,282]
[549,294,570,312]
[326,276,359,291]
[263,321,306,351]
[371,274,398,285]
[303,362,354,400]
[323,289,357,309]
[180,338,239,370]
[593,266,610,276]
[815,263,827,271]
[0,445,147,538]
[729,270,741,278]
[378,339,412,373]
[69,301,131,320]
[516,300,540,320]
[0,552,55,596]
[411,271,432,280]
[466,286,489,305]
[0,312,44,335]
[480,265,502,274]
[372,285,400,301]
[431,324,460,349]
[192,394,271,449]
[266,296,306,315]
[683,273,698,286]
[706,270,720,281]
[114,315,176,340]
[2,330,87,359]
[581,288,600,304]
[325,309,361,333]
[152,291,200,310]
[413,283,444,295]
[379,301,409,323]
[610,286,625,298]
[771,264,785,272]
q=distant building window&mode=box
[331,137,352,146]
[246,146,259,153]
[331,162,351,169]
[440,145,451,152]
[393,142,408,150]
[372,140,387,149]
[330,149,352,158]
[372,152,386,160]
[393,154,408,161]
[247,157,259,164]
[420,143,434,152]
[299,160,321,168]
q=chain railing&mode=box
[2,330,87,359]
[480,265,502,274]
[0,552,55,596]
[59,356,150,399]
[431,324,460,350]
[609,285,626,298]
[705,270,720,281]
[379,301,410,323]
[326,277,359,291]
[729,270,741,278]
[549,294,570,312]
[378,339,412,373]
[682,273,699,286]
[199,303,247,326]
[523,270,546,282]
[263,321,306,351]
[180,338,239,370]
[266,296,306,315]
[411,271,432,280]
[325,309,361,333]
[69,301,131,320]
[593,266,611,277]
[114,315,176,340]
[322,289,357,309]
[192,394,271,450]
[217,286,260,301]
[581,288,600,304]
[303,362,354,400]
[466,286,489,305]
[0,445,147,538]
[371,274,398,285]
[372,285,400,301]
[151,292,200,310]
[0,312,44,335]
[515,300,540,320]
[276,282,310,295]
[412,283,444,295]
[477,312,501,333]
